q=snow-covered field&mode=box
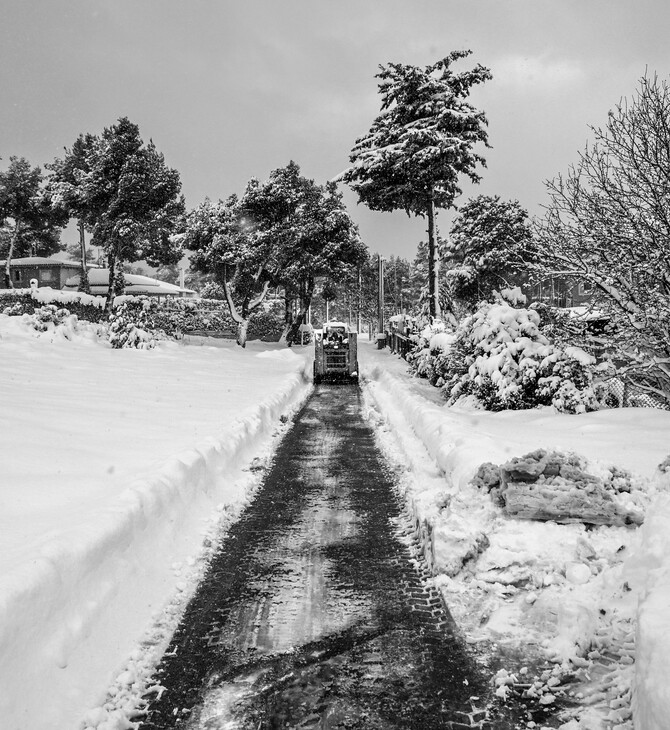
[0,313,311,730]
[1,315,669,730]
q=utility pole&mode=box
[356,266,362,334]
[378,254,385,335]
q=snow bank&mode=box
[0,284,107,308]
[626,490,670,730]
[360,341,670,729]
[0,314,312,730]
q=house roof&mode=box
[2,257,81,267]
[64,269,197,297]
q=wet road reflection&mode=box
[139,385,516,729]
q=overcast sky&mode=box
[2,0,670,260]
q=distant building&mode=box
[529,276,594,308]
[63,268,197,299]
[1,257,81,289]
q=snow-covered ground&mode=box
[361,342,670,730]
[0,313,311,730]
[1,315,669,730]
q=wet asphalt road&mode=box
[137,384,525,729]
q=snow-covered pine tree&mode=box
[1,157,67,287]
[342,50,492,319]
[78,118,185,310]
[47,133,99,293]
[272,174,367,344]
[446,195,537,311]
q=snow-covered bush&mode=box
[199,282,226,300]
[248,307,284,341]
[108,297,163,349]
[19,305,84,340]
[447,303,599,413]
[146,297,232,337]
[407,320,456,385]
[409,301,599,413]
[0,288,107,323]
[29,304,72,331]
[2,301,31,317]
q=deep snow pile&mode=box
[360,340,670,730]
[0,313,312,730]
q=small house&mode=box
[1,257,82,289]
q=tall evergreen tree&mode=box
[0,157,66,287]
[446,195,537,311]
[47,133,99,293]
[342,51,491,318]
[79,118,185,309]
[273,174,367,344]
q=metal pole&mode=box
[378,254,384,335]
[357,267,362,334]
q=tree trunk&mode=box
[78,220,91,294]
[286,278,315,345]
[221,265,270,349]
[4,220,21,289]
[236,318,249,348]
[105,249,125,312]
[426,194,441,319]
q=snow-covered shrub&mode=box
[29,304,72,331]
[248,307,284,341]
[2,301,30,316]
[146,297,283,341]
[146,298,233,337]
[19,304,84,340]
[446,302,599,413]
[407,320,456,385]
[108,297,163,349]
[0,289,107,323]
[199,281,226,300]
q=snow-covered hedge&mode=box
[1,289,285,343]
[135,297,284,341]
[0,287,108,323]
[410,301,599,414]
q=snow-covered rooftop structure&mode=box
[63,268,197,298]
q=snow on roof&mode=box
[565,306,608,321]
[63,269,197,297]
[2,257,80,267]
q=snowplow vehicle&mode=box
[313,321,358,384]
